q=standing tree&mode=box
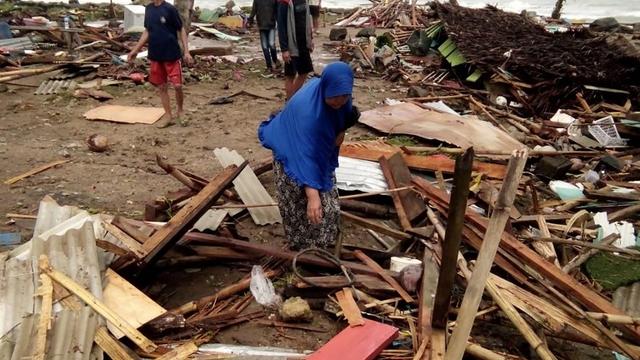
[450,0,459,5]
[551,0,565,19]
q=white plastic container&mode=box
[390,257,422,272]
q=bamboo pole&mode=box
[523,236,640,257]
[446,149,528,360]
[586,312,640,326]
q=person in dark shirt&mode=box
[277,0,313,99]
[248,0,280,72]
[127,0,193,124]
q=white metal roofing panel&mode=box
[214,148,282,225]
[336,156,388,193]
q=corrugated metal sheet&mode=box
[214,148,282,225]
[34,80,76,95]
[613,282,640,318]
[0,196,105,360]
[192,209,228,232]
[336,156,388,193]
[0,37,34,51]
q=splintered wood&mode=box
[335,288,366,327]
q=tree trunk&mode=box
[551,0,565,19]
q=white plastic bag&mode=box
[249,265,281,309]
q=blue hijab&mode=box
[258,62,354,192]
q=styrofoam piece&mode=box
[390,257,422,272]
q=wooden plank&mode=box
[142,163,246,264]
[431,328,446,360]
[39,256,158,353]
[103,221,147,258]
[379,152,426,227]
[446,149,528,360]
[33,274,53,360]
[413,169,640,342]
[4,159,69,185]
[534,215,560,267]
[353,250,414,303]
[155,341,198,360]
[380,154,412,230]
[190,245,259,261]
[335,288,365,327]
[418,248,439,347]
[308,319,398,360]
[433,148,473,328]
[341,211,412,241]
[184,233,376,276]
[103,269,167,339]
[94,326,138,360]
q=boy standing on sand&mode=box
[277,0,314,99]
[128,0,193,124]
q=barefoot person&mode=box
[309,0,321,34]
[258,62,360,250]
[277,0,313,99]
[128,0,193,123]
[249,0,281,72]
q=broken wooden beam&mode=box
[379,152,426,230]
[183,232,377,276]
[336,288,366,327]
[341,211,413,242]
[4,159,70,185]
[141,163,246,264]
[432,148,474,329]
[39,256,157,353]
[447,149,528,360]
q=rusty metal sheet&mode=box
[214,148,281,225]
[358,102,525,153]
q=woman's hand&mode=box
[305,187,323,225]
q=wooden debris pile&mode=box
[335,0,434,28]
[434,3,640,115]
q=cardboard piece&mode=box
[84,105,165,124]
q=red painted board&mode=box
[308,319,398,360]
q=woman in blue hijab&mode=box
[258,62,359,250]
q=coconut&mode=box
[87,134,109,152]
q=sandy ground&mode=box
[0,27,397,231]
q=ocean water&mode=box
[19,0,640,22]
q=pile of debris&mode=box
[335,0,434,28]
[434,3,640,115]
[0,2,239,95]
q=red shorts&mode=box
[149,60,183,87]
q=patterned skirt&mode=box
[273,161,340,250]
